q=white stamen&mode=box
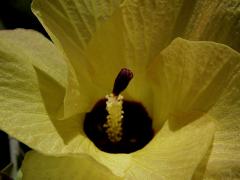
[104,93,124,142]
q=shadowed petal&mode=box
[123,0,240,61]
[182,0,240,52]
[194,60,240,179]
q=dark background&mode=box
[0,0,46,34]
[0,0,47,174]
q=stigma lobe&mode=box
[112,68,133,96]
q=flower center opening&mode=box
[83,68,154,153]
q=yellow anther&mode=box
[104,93,124,142]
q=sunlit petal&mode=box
[148,38,240,129]
[0,29,132,177]
[22,151,121,180]
[32,0,123,118]
[148,38,240,179]
[126,114,215,179]
[0,29,69,154]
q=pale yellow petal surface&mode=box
[32,0,123,118]
[31,0,152,118]
[183,0,240,52]
[122,0,240,59]
[82,0,240,114]
[194,61,240,179]
[0,29,67,87]
[148,38,240,179]
[0,29,131,177]
[126,114,215,180]
[0,29,67,117]
[22,151,122,180]
[0,29,75,154]
[32,0,240,118]
[83,10,153,114]
[149,38,240,130]
[32,0,122,51]
[121,0,184,68]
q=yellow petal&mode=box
[32,0,123,118]
[0,29,131,177]
[123,0,240,57]
[22,151,121,180]
[0,29,72,154]
[148,38,240,178]
[0,29,68,117]
[32,0,239,118]
[0,29,84,118]
[121,0,184,67]
[193,63,240,179]
[148,38,240,130]
[31,0,136,118]
[183,0,240,51]
[83,10,126,93]
[31,0,158,116]
[32,0,122,52]
[122,0,240,83]
[126,114,215,180]
[0,29,67,87]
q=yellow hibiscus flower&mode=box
[0,0,240,179]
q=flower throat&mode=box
[84,68,154,153]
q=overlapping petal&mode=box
[149,38,240,178]
[0,0,239,179]
[0,29,131,177]
[22,113,215,180]
[201,67,240,179]
[32,0,240,119]
[2,31,237,179]
[0,29,70,153]
[149,38,240,129]
[122,0,240,60]
[22,151,121,180]
[31,0,153,117]
[32,0,124,117]
[126,115,215,180]
[182,0,240,51]
[0,29,67,87]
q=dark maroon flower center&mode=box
[83,68,154,153]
